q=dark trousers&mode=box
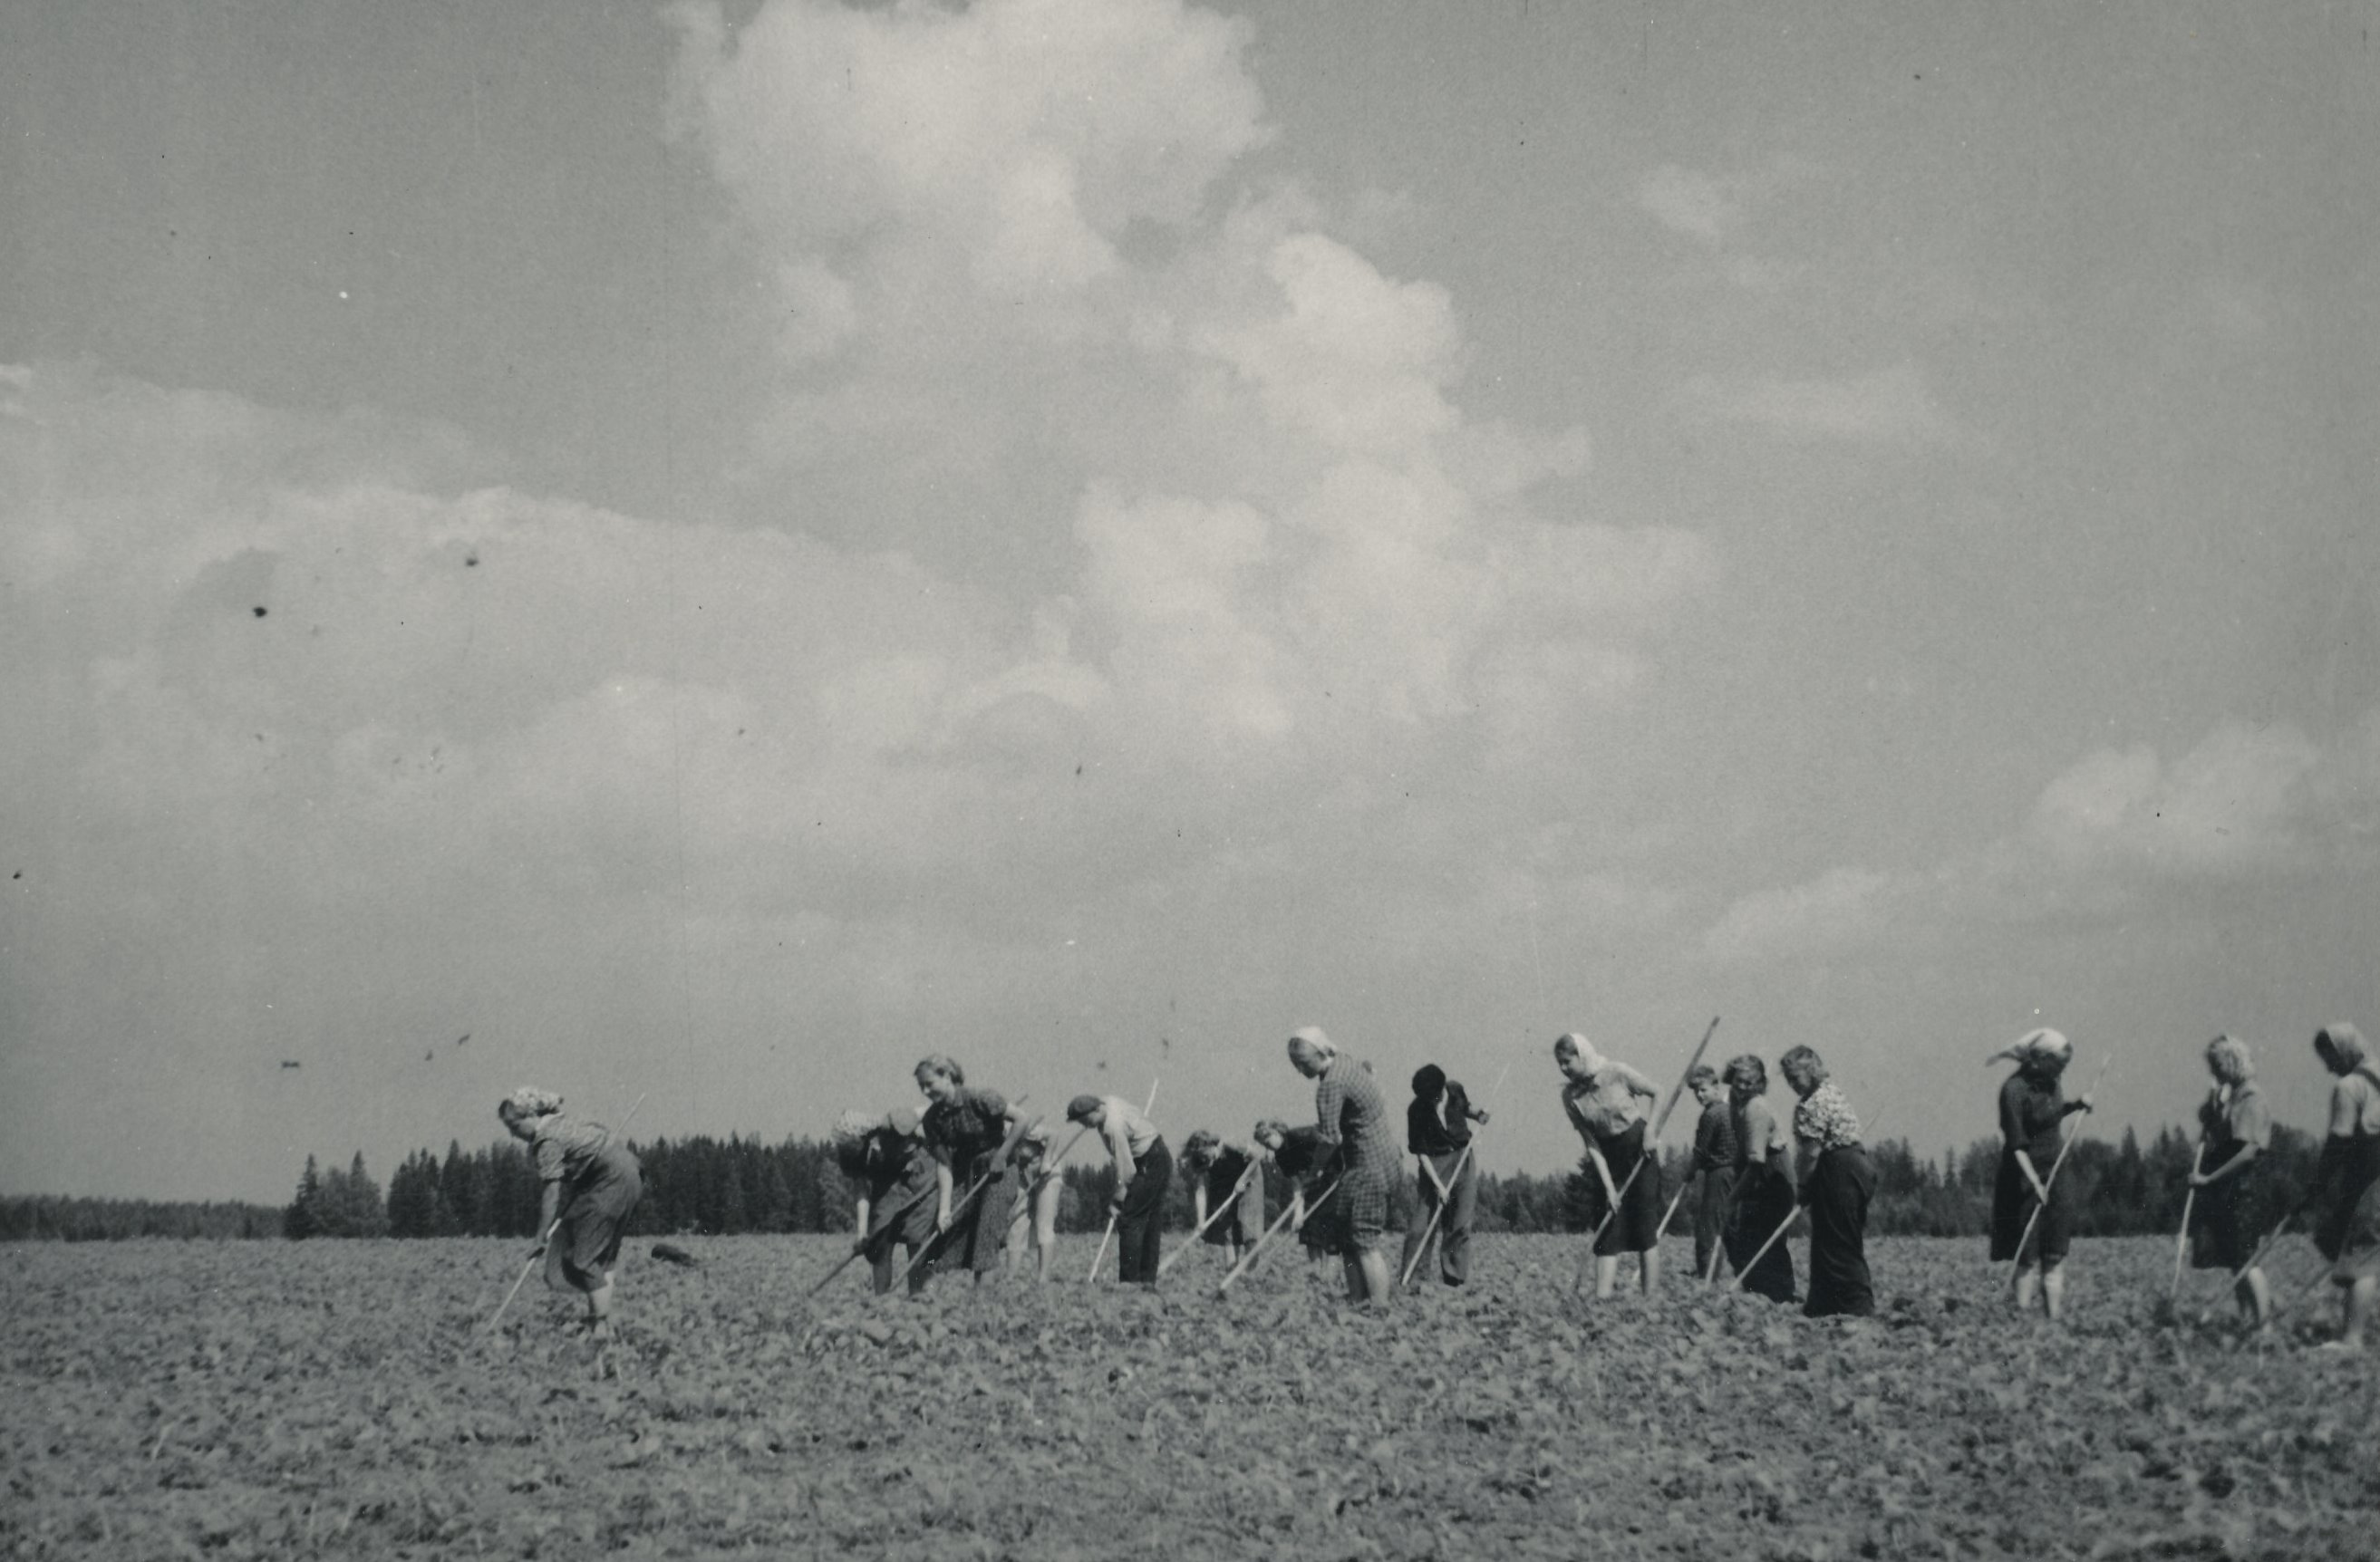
[1804,1146,1876,1318]
[1399,1150,1477,1286]
[1116,1138,1172,1284]
[1691,1166,1737,1283]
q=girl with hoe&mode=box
[834,1106,937,1296]
[1781,1046,1875,1319]
[1553,1032,1664,1297]
[1721,1054,1797,1303]
[2306,1023,2380,1350]
[1401,1065,1487,1288]
[1987,1028,2094,1322]
[1286,1027,1401,1307]
[1068,1093,1173,1285]
[2185,1036,2271,1329]
[1253,1117,1339,1263]
[498,1087,643,1340]
[915,1054,1025,1285]
[1180,1129,1266,1272]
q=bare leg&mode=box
[2342,1276,2374,1348]
[1355,1249,1393,1306]
[1593,1254,1620,1299]
[868,1249,894,1296]
[2011,1259,2040,1315]
[2235,1268,2269,1328]
[585,1274,614,1340]
[1639,1249,1662,1294]
[2040,1260,2066,1323]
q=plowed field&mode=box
[5,1235,2372,1559]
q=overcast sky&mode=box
[5,0,2375,1203]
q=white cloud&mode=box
[1679,362,1969,448]
[1702,715,2375,965]
[1639,164,1741,243]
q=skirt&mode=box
[1989,1148,2070,1265]
[866,1176,940,1259]
[2314,1133,2380,1283]
[545,1144,643,1293]
[1803,1145,1875,1319]
[2186,1147,2266,1273]
[1582,1122,1663,1257]
[1200,1164,1265,1245]
[1724,1162,1798,1303]
[929,1156,1017,1276]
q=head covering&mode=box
[1286,1026,1334,1068]
[2315,1023,2380,1089]
[1985,1027,2071,1071]
[1777,1045,1828,1087]
[1066,1094,1105,1123]
[1411,1064,1446,1098]
[1553,1032,1603,1070]
[832,1109,878,1145]
[884,1104,924,1137]
[501,1086,563,1121]
[1722,1054,1768,1094]
[913,1053,964,1086]
[2203,1034,2253,1084]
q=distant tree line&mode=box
[0,1122,2327,1242]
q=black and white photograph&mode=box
[5,1,2375,1556]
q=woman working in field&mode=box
[1780,1046,1874,1319]
[915,1054,1025,1286]
[1553,1032,1664,1297]
[1987,1028,2094,1322]
[1721,1053,1798,1302]
[2185,1036,2272,1328]
[834,1106,938,1296]
[1179,1129,1266,1270]
[1400,1065,1486,1288]
[2306,1023,2380,1350]
[498,1087,643,1340]
[1287,1027,1402,1306]
[1068,1093,1172,1285]
[1004,1121,1063,1282]
[1253,1117,1340,1262]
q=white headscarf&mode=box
[503,1086,564,1120]
[1984,1028,2070,1070]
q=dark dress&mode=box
[838,1131,938,1260]
[2187,1085,2271,1272]
[1723,1097,1796,1302]
[922,1087,1017,1276]
[1272,1126,1340,1255]
[1581,1119,1665,1256]
[1803,1144,1877,1318]
[1989,1072,2071,1264]
[1199,1147,1265,1246]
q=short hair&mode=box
[914,1054,964,1086]
[1777,1045,1827,1085]
[1683,1064,1718,1091]
[1066,1094,1104,1123]
[1411,1064,1446,1097]
[1722,1055,1767,1093]
[500,1086,563,1122]
[1252,1118,1290,1144]
[1180,1129,1220,1165]
[2204,1034,2253,1082]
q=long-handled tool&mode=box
[807,1181,939,1298]
[895,1100,1040,1287]
[1086,1078,1160,1283]
[486,1092,645,1334]
[1003,1123,1095,1239]
[1398,1057,1516,1288]
[1219,1174,1340,1295]
[1576,1018,1720,1290]
[2170,1141,2211,1300]
[2009,1050,2114,1268]
[1156,1160,1259,1278]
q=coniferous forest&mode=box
[0,1123,2320,1243]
